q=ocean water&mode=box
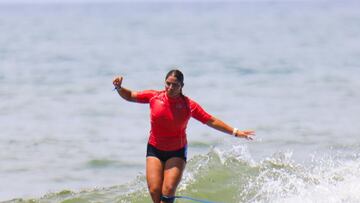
[1,1,360,202]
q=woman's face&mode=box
[165,75,182,97]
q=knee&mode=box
[148,184,162,196]
[162,183,177,195]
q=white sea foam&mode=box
[244,153,360,203]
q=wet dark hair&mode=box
[165,69,188,110]
[165,69,184,86]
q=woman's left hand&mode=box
[235,130,255,140]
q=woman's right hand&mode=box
[113,76,123,89]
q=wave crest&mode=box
[5,146,360,203]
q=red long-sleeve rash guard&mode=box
[135,90,212,151]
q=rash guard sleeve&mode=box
[189,99,212,124]
[135,90,159,103]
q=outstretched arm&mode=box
[113,76,138,102]
[206,116,255,140]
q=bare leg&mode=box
[161,157,186,203]
[146,157,165,203]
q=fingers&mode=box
[113,76,123,84]
[244,130,255,135]
[113,76,123,87]
[236,130,255,140]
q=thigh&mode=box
[162,157,186,194]
[146,157,165,189]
